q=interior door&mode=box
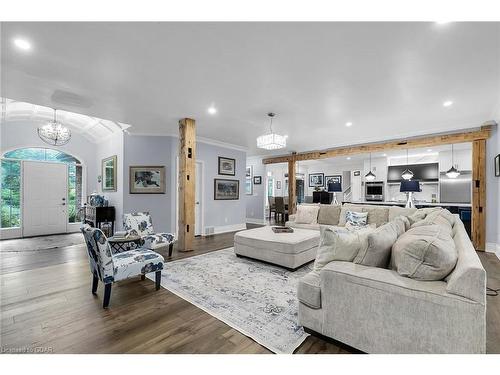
[23,161,68,237]
[195,162,202,236]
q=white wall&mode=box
[486,127,500,253]
[245,156,266,224]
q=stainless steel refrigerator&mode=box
[439,171,472,204]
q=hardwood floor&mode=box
[1,228,499,354]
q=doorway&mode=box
[22,161,68,237]
[195,161,203,236]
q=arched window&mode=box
[1,147,83,228]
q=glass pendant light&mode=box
[256,112,287,150]
[37,109,71,146]
[365,153,376,181]
[401,149,414,180]
[446,144,460,178]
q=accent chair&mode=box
[80,224,164,308]
[123,212,175,257]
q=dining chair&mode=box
[268,196,276,221]
[274,196,289,224]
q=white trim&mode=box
[213,223,247,235]
[0,227,22,240]
[67,222,82,233]
[246,218,266,225]
[125,132,248,152]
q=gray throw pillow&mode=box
[362,206,389,227]
[392,225,458,281]
[411,209,455,236]
[317,204,341,225]
[354,220,400,268]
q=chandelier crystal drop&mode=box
[37,109,71,146]
[256,113,286,150]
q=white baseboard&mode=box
[213,223,247,235]
[246,218,266,225]
[485,242,500,260]
[0,227,22,240]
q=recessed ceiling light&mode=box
[207,106,217,115]
[13,38,31,51]
[427,149,432,152]
[443,100,453,107]
[435,21,451,25]
[346,157,351,160]
[345,122,353,127]
[382,153,387,157]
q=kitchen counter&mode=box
[351,201,472,208]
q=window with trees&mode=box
[1,148,83,228]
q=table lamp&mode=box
[400,180,420,208]
[328,181,342,205]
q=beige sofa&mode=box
[295,203,486,353]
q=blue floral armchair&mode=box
[81,224,164,308]
[123,212,176,257]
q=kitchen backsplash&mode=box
[387,183,438,203]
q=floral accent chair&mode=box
[80,224,164,308]
[123,212,176,257]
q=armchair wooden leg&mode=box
[168,243,173,257]
[155,270,161,291]
[141,275,145,280]
[103,283,112,309]
[92,273,99,295]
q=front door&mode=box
[23,161,68,237]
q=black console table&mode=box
[313,191,333,204]
[84,205,116,236]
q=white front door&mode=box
[23,161,68,237]
[195,162,202,236]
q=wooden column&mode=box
[178,118,196,252]
[472,139,486,251]
[288,153,297,215]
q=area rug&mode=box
[151,248,312,353]
[0,233,84,252]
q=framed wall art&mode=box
[218,157,236,176]
[214,179,240,200]
[308,173,324,187]
[129,166,166,194]
[102,155,117,192]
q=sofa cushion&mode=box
[314,225,375,272]
[411,209,455,236]
[362,206,390,227]
[407,207,441,225]
[354,219,400,268]
[295,204,320,224]
[286,221,320,231]
[388,206,417,221]
[297,271,322,309]
[392,225,458,281]
[317,204,342,225]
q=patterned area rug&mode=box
[152,248,312,353]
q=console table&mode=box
[84,205,116,236]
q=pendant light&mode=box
[446,144,460,178]
[365,153,376,181]
[37,109,71,146]
[401,149,414,180]
[256,112,287,150]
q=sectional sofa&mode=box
[288,203,487,353]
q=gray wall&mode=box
[122,135,246,234]
[245,156,266,223]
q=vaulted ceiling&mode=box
[1,22,499,155]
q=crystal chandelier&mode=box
[38,109,71,146]
[256,113,286,150]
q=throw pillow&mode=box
[392,225,458,281]
[338,205,364,226]
[411,209,455,236]
[317,204,342,225]
[354,220,400,268]
[388,206,417,222]
[345,210,368,226]
[313,225,375,272]
[295,205,320,224]
[362,206,390,227]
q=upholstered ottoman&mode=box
[234,226,320,270]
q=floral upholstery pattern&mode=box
[123,212,176,250]
[81,224,165,284]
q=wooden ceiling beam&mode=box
[262,125,494,165]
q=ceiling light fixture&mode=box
[365,153,376,181]
[346,157,351,160]
[13,38,31,51]
[401,149,414,180]
[256,112,286,150]
[443,100,453,107]
[207,105,217,115]
[37,109,71,146]
[345,122,353,127]
[446,144,460,178]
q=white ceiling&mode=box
[1,22,499,155]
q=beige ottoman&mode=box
[234,226,320,270]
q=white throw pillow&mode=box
[295,204,320,224]
[345,210,368,226]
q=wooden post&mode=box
[288,153,297,215]
[472,139,486,251]
[178,118,196,252]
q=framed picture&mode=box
[495,154,500,177]
[309,173,324,187]
[214,179,240,200]
[253,176,262,184]
[325,175,342,187]
[129,166,166,194]
[218,157,236,176]
[353,170,361,176]
[245,166,253,195]
[276,180,282,189]
[102,155,117,192]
